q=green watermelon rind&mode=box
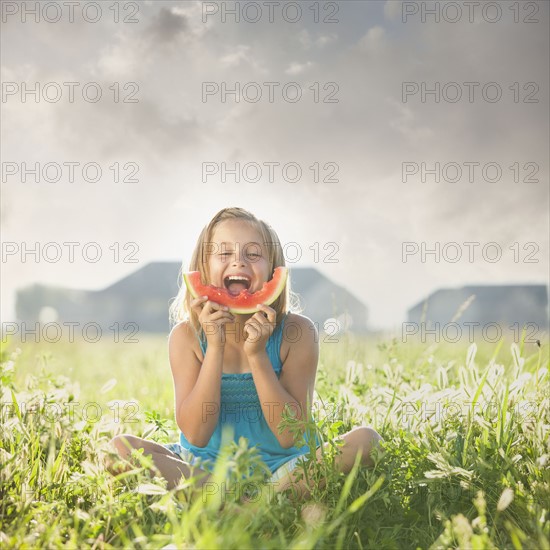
[183,266,288,314]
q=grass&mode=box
[0,330,548,549]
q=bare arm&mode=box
[169,299,233,447]
[247,313,319,449]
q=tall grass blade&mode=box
[462,362,490,466]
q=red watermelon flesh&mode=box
[183,266,288,314]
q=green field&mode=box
[1,332,548,549]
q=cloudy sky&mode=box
[1,0,549,329]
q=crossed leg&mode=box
[105,428,382,507]
[269,426,382,503]
[105,434,212,495]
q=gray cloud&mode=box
[146,6,188,43]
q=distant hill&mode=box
[407,285,549,332]
[15,263,369,334]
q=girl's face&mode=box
[206,219,271,295]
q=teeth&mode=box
[224,275,251,293]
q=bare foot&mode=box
[300,502,329,528]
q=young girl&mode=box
[108,207,381,504]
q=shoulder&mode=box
[169,321,203,362]
[169,320,194,343]
[278,313,319,403]
[280,313,318,362]
[283,312,318,338]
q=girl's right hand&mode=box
[191,296,235,349]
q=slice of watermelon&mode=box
[183,266,288,314]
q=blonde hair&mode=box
[169,207,299,338]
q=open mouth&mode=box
[223,275,252,296]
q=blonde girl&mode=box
[108,207,381,503]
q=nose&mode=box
[229,244,246,265]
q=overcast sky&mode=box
[1,0,549,329]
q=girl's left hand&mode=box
[243,304,276,357]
